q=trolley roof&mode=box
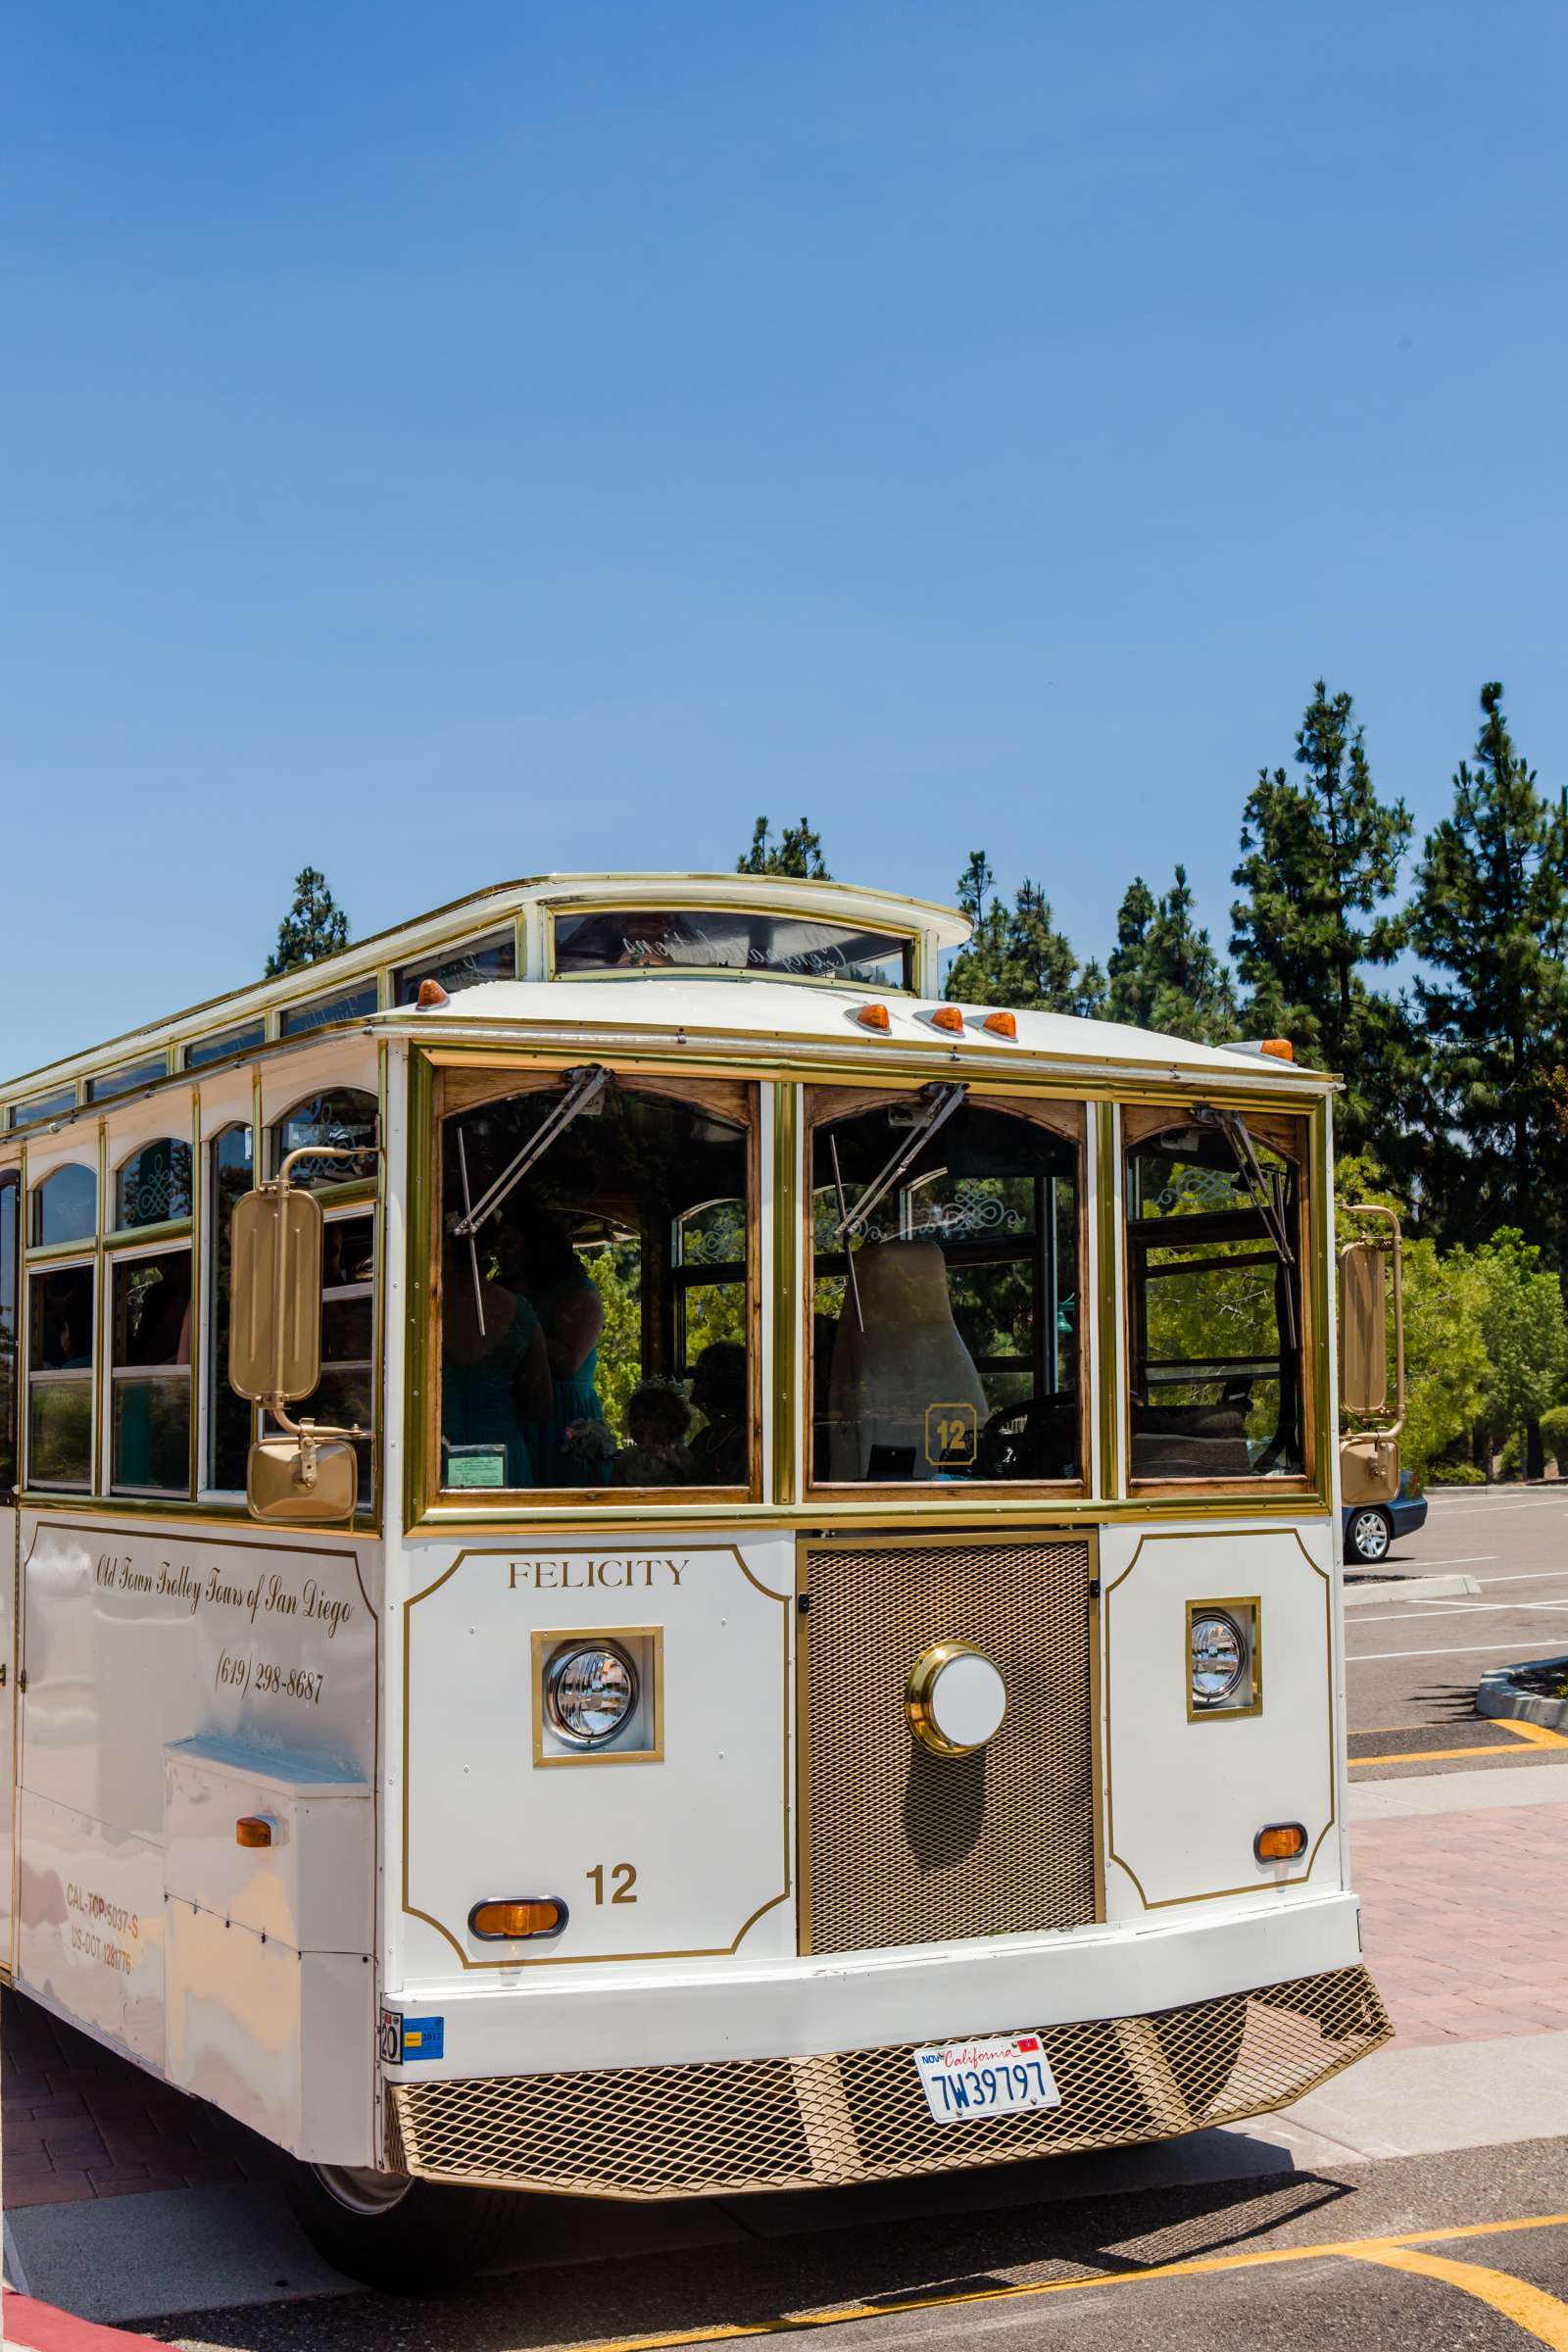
[0,871,1331,1128]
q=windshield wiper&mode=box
[832,1082,966,1244]
[1198,1104,1298,1349]
[452,1065,612,1237]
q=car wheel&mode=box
[280,2158,515,2292]
[1347,1506,1393,1565]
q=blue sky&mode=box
[5,2,1565,1074]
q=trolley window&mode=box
[270,1091,378,1191]
[115,1139,193,1230]
[207,1123,254,1491]
[1125,1114,1306,1482]
[437,1072,756,1495]
[0,1173,18,1492]
[808,1090,1083,1487]
[110,1250,192,1495]
[28,1259,94,1490]
[264,1208,375,1504]
[30,1163,96,1249]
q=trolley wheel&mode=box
[280,2158,515,2292]
[1346,1506,1393,1565]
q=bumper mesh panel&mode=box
[385,1963,1390,2200]
[801,1537,1096,1953]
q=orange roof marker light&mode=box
[416,978,451,1009]
[981,1010,1018,1040]
[854,1003,892,1033]
[1258,1038,1294,1061]
[929,1004,965,1035]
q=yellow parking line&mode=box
[575,2210,1568,2351]
[1352,2244,1568,2347]
[1350,1719,1568,1767]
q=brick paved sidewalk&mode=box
[1,1994,273,2210]
[1353,1799,1568,2046]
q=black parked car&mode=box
[1343,1473,1427,1565]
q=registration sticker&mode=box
[400,2015,445,2062]
[913,2033,1060,2125]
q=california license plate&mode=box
[912,2033,1061,2125]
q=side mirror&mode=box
[229,1186,324,1404]
[247,1432,358,1526]
[227,1142,376,1527]
[1338,1241,1388,1416]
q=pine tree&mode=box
[1412,683,1568,1262]
[948,857,1101,1015]
[265,867,351,977]
[1230,681,1411,1147]
[1105,864,1238,1045]
[737,817,830,880]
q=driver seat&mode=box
[827,1240,988,1480]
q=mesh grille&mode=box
[385,1965,1390,2199]
[801,1538,1096,1953]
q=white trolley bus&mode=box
[0,872,1396,2287]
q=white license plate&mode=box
[912,2033,1061,2125]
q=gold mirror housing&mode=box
[1338,1240,1388,1416]
[1340,1431,1400,1507]
[229,1185,324,1403]
[247,1434,358,1526]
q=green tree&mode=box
[265,867,351,977]
[948,855,1102,1015]
[1105,864,1238,1044]
[737,817,830,879]
[1231,682,1411,1150]
[1411,683,1568,1273]
[1472,1227,1568,1479]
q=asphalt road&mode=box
[153,2140,1568,2352]
[1346,1486,1568,1773]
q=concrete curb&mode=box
[4,2287,169,2352]
[1478,1650,1568,1732]
[1343,1572,1482,1606]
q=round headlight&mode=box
[1190,1610,1249,1706]
[545,1642,638,1747]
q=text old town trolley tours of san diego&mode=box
[0,870,1405,2286]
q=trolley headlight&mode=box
[544,1641,639,1747]
[1189,1609,1249,1708]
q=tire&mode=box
[280,2158,515,2293]
[1347,1506,1393,1565]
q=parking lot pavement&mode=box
[144,2145,1568,2352]
[1345,1485,1568,1752]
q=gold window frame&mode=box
[1122,1105,1315,1500]
[423,1058,762,1514]
[801,1082,1090,1502]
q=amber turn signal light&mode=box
[235,1817,274,1849]
[468,1898,566,1940]
[416,977,451,1008]
[854,1003,891,1033]
[1258,1037,1293,1061]
[929,1004,965,1035]
[981,1009,1017,1039]
[1253,1823,1307,1863]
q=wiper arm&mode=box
[832,1082,966,1243]
[452,1065,612,1237]
[1198,1104,1298,1349]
